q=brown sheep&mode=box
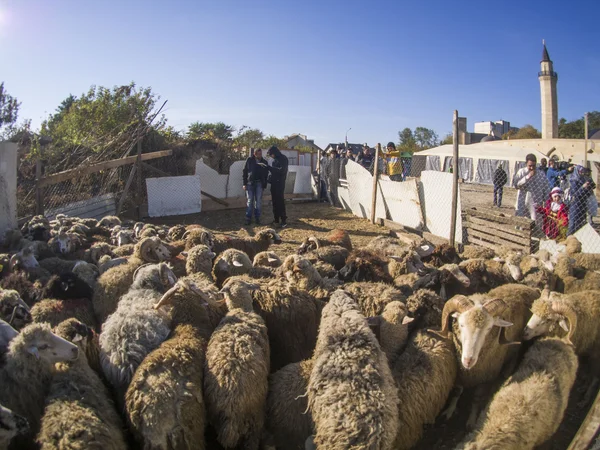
[297,228,352,254]
[211,228,282,260]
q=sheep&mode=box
[183,228,215,250]
[307,290,399,450]
[400,263,471,300]
[297,228,352,254]
[111,243,135,257]
[97,254,128,273]
[0,323,78,447]
[97,215,121,228]
[126,278,215,450]
[92,236,172,324]
[112,229,136,247]
[41,272,93,301]
[167,224,186,241]
[422,243,461,267]
[342,281,407,317]
[430,284,539,426]
[1,228,23,251]
[338,249,394,283]
[458,336,578,450]
[48,232,84,256]
[185,244,216,276]
[0,272,42,307]
[367,300,413,364]
[9,247,51,282]
[517,253,556,290]
[571,253,600,271]
[210,228,281,260]
[80,242,114,265]
[365,235,409,256]
[72,260,100,289]
[391,330,458,450]
[253,251,282,268]
[211,247,253,288]
[282,255,341,297]
[0,289,32,330]
[99,262,177,401]
[460,244,496,260]
[31,298,97,330]
[0,319,18,357]
[38,256,80,276]
[405,288,446,330]
[204,278,270,450]
[456,258,516,293]
[20,215,51,242]
[37,319,127,450]
[0,403,29,449]
[565,235,582,255]
[304,245,349,271]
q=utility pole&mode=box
[584,112,588,167]
[345,127,351,150]
[450,110,459,246]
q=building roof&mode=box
[481,135,501,142]
[542,43,551,62]
[589,129,600,140]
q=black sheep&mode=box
[42,273,93,300]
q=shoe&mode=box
[245,219,251,225]
[255,218,261,225]
[280,222,288,229]
[271,220,279,227]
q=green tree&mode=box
[187,122,235,144]
[260,135,287,149]
[441,133,453,145]
[398,127,417,152]
[558,112,600,139]
[234,126,264,149]
[502,125,541,140]
[0,82,20,131]
[414,127,438,150]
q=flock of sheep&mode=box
[0,212,599,450]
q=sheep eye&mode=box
[38,344,49,350]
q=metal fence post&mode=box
[370,143,381,224]
[450,110,459,246]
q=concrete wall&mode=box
[0,142,17,238]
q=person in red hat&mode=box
[536,186,569,240]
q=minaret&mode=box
[538,40,558,139]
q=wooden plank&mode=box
[141,162,170,177]
[464,221,531,246]
[467,228,529,252]
[467,234,500,251]
[38,149,173,187]
[466,207,534,228]
[381,219,424,239]
[136,140,143,220]
[468,215,530,239]
[201,191,228,206]
[567,388,600,450]
[116,164,137,215]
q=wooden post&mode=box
[35,156,44,216]
[584,112,588,167]
[370,143,381,224]
[450,110,459,246]
[316,149,322,201]
[135,139,142,219]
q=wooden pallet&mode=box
[464,207,534,253]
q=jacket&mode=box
[243,156,269,188]
[384,150,403,176]
[512,167,550,219]
[546,167,567,188]
[493,168,508,187]
[267,148,288,185]
[356,152,374,171]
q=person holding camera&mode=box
[546,158,571,188]
[242,148,269,225]
[512,153,550,232]
[567,165,596,236]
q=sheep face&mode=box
[452,300,513,370]
[297,237,318,255]
[89,244,114,265]
[50,233,82,255]
[16,324,79,364]
[115,230,136,247]
[137,237,172,262]
[54,318,95,353]
[44,273,93,300]
[0,290,31,330]
[0,404,29,445]
[10,247,39,271]
[523,296,570,341]
[285,258,321,290]
[258,229,282,245]
[219,278,257,312]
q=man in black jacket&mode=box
[242,148,269,225]
[266,146,289,228]
[493,163,508,207]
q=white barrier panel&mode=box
[290,165,312,194]
[379,178,424,230]
[0,142,17,237]
[46,193,117,221]
[419,171,463,243]
[573,224,600,254]
[147,176,201,217]
[345,160,386,219]
[227,161,246,198]
[195,159,228,198]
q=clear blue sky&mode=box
[1,0,598,148]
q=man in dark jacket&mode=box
[266,146,289,228]
[242,148,269,225]
[493,163,508,207]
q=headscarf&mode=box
[550,187,563,212]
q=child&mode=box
[537,187,569,240]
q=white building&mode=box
[474,120,517,137]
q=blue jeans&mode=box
[493,185,503,206]
[245,183,263,220]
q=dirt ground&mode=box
[148,200,596,450]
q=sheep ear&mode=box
[72,334,83,343]
[559,319,569,332]
[232,260,244,267]
[451,312,460,319]
[268,257,277,263]
[27,346,40,359]
[180,252,188,258]
[402,316,415,325]
[494,318,513,327]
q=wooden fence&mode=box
[463,207,535,253]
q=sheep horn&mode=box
[428,295,473,339]
[551,301,578,346]
[308,236,320,250]
[140,237,160,263]
[153,284,181,309]
[9,254,20,271]
[232,260,244,267]
[132,263,153,282]
[482,298,508,317]
[182,230,191,240]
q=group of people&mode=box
[319,141,407,207]
[492,153,597,240]
[241,146,289,228]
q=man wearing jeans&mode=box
[242,148,269,225]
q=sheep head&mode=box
[0,290,32,330]
[338,249,393,284]
[0,404,29,445]
[253,251,281,268]
[153,278,211,310]
[523,291,577,345]
[258,228,282,245]
[430,295,513,370]
[183,229,215,250]
[297,236,319,254]
[438,263,471,299]
[10,247,40,271]
[11,323,79,364]
[54,318,95,354]
[137,236,171,263]
[285,257,321,290]
[167,224,186,241]
[218,278,258,312]
[89,243,114,265]
[50,232,83,255]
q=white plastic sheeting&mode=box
[46,193,117,221]
[226,161,246,199]
[379,178,424,229]
[147,176,202,217]
[195,159,228,198]
[0,142,17,236]
[475,159,509,185]
[419,171,463,243]
[343,160,386,219]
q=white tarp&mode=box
[147,176,201,217]
[344,160,386,219]
[226,161,246,198]
[195,159,228,198]
[419,170,463,243]
[379,178,424,229]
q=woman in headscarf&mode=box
[567,165,595,236]
[537,187,569,240]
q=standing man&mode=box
[539,158,548,174]
[546,158,570,188]
[266,146,289,229]
[384,142,403,181]
[324,148,341,206]
[513,153,550,232]
[339,148,349,180]
[356,144,374,172]
[242,148,269,225]
[492,163,508,207]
